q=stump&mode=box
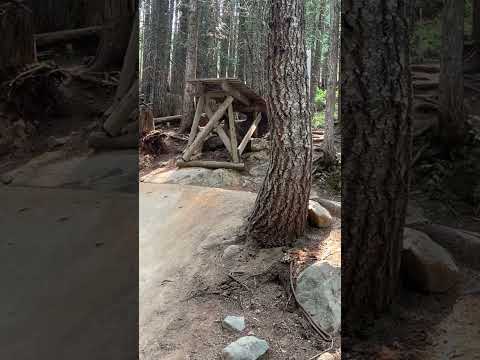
[0,1,35,81]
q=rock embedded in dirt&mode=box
[318,353,339,360]
[296,261,341,334]
[222,315,246,332]
[308,200,333,228]
[222,336,269,360]
[402,228,459,293]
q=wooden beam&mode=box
[154,115,183,123]
[238,112,262,155]
[221,81,250,106]
[215,126,232,156]
[187,95,205,147]
[182,96,234,161]
[35,26,103,47]
[228,104,240,163]
[205,102,233,157]
[177,160,245,170]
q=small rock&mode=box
[318,353,337,360]
[222,336,269,360]
[222,315,245,332]
[308,200,333,228]
[47,136,69,149]
[310,198,341,218]
[250,138,269,152]
[0,172,13,185]
[402,228,459,293]
[223,244,243,259]
[296,261,341,334]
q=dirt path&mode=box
[425,295,480,359]
[139,183,255,359]
[139,182,338,359]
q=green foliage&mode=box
[312,112,325,128]
[314,87,327,109]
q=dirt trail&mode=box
[426,295,480,360]
[139,183,255,359]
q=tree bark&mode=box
[247,0,312,248]
[89,0,136,72]
[322,0,340,166]
[439,0,465,147]
[473,0,480,44]
[0,1,35,81]
[342,0,412,334]
[179,0,199,133]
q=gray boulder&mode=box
[222,336,269,360]
[296,261,341,334]
[223,245,243,259]
[402,228,459,293]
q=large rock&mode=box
[141,167,243,189]
[222,336,269,360]
[308,200,333,228]
[410,223,480,270]
[296,261,341,334]
[402,228,459,293]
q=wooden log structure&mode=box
[180,78,267,169]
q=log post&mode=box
[187,95,205,147]
[228,104,240,162]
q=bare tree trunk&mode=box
[247,0,312,248]
[439,0,465,147]
[473,0,480,44]
[179,0,199,133]
[90,0,136,72]
[0,1,35,81]
[342,0,412,335]
[322,0,339,165]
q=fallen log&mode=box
[410,64,440,74]
[35,26,103,47]
[177,159,245,170]
[154,115,183,123]
[88,131,137,150]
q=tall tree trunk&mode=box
[322,0,339,165]
[439,0,465,147]
[172,0,188,95]
[179,0,199,133]
[90,0,136,72]
[247,0,312,248]
[151,0,172,117]
[342,0,412,335]
[0,1,35,81]
[473,0,480,44]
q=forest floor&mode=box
[344,63,480,360]
[139,125,341,359]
